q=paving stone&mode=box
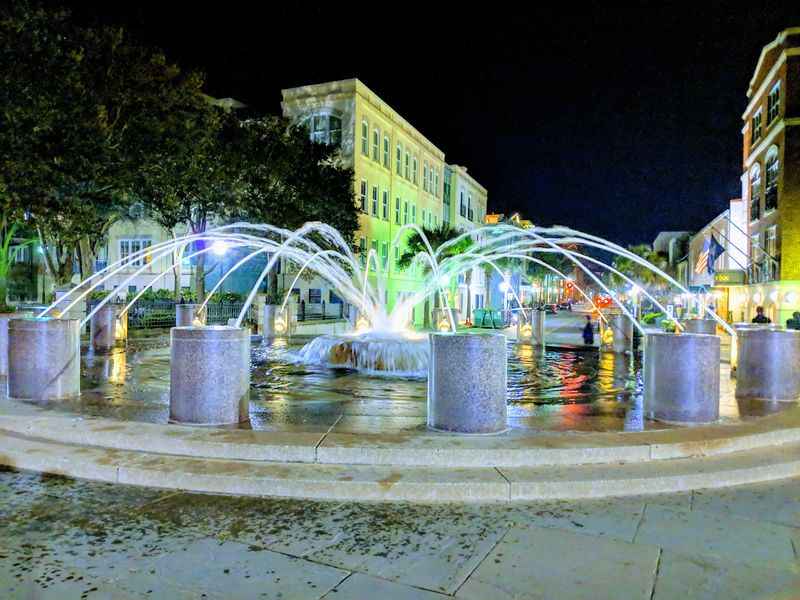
[305,503,511,594]
[634,504,797,566]
[500,497,646,542]
[322,573,450,599]
[692,478,800,528]
[456,525,660,600]
[136,538,348,599]
[652,550,800,600]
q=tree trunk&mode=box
[78,236,94,282]
[465,269,472,325]
[172,233,183,301]
[193,251,206,301]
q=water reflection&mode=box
[32,334,791,433]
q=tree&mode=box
[0,3,217,291]
[398,223,470,327]
[608,244,669,290]
[236,117,358,297]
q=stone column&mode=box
[0,310,34,378]
[176,304,206,327]
[681,318,718,335]
[644,332,720,423]
[516,310,544,345]
[735,328,800,401]
[603,313,634,354]
[262,304,279,337]
[8,318,81,401]
[169,326,250,425]
[90,304,128,353]
[347,305,359,331]
[428,332,507,433]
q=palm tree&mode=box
[397,223,470,327]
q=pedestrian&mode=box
[752,306,771,324]
[787,311,800,330]
[582,315,594,345]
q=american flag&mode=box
[694,235,725,274]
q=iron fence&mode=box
[86,300,257,329]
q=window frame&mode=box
[767,81,781,124]
[361,120,369,155]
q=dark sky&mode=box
[66,2,800,244]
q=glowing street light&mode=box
[212,240,229,256]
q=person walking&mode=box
[752,306,771,324]
[582,315,595,345]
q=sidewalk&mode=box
[1,467,798,598]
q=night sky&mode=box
[65,2,800,245]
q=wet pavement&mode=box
[1,467,798,598]
[21,316,790,435]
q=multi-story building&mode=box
[281,79,489,324]
[676,201,748,321]
[739,27,800,323]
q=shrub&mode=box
[641,311,663,324]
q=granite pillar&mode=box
[736,328,800,401]
[176,304,206,327]
[8,318,81,401]
[644,332,720,423]
[428,332,507,433]
[169,326,250,425]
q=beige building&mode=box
[281,78,489,323]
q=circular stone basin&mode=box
[293,332,429,376]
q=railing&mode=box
[747,259,780,284]
[298,302,344,322]
[86,299,257,329]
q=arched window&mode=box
[750,164,761,222]
[765,146,779,211]
[303,113,341,146]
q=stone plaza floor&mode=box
[1,467,798,599]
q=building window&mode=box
[308,288,322,304]
[371,185,378,217]
[372,128,380,162]
[765,146,779,212]
[307,114,342,146]
[396,144,402,174]
[383,136,390,168]
[751,109,762,145]
[412,157,418,185]
[395,197,401,225]
[382,190,389,220]
[119,239,152,267]
[404,152,410,179]
[361,120,369,155]
[359,238,367,267]
[766,226,778,280]
[459,192,466,218]
[423,162,429,192]
[381,242,388,270]
[749,165,761,222]
[767,82,781,124]
[359,180,368,212]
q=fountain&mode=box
[26,220,736,380]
